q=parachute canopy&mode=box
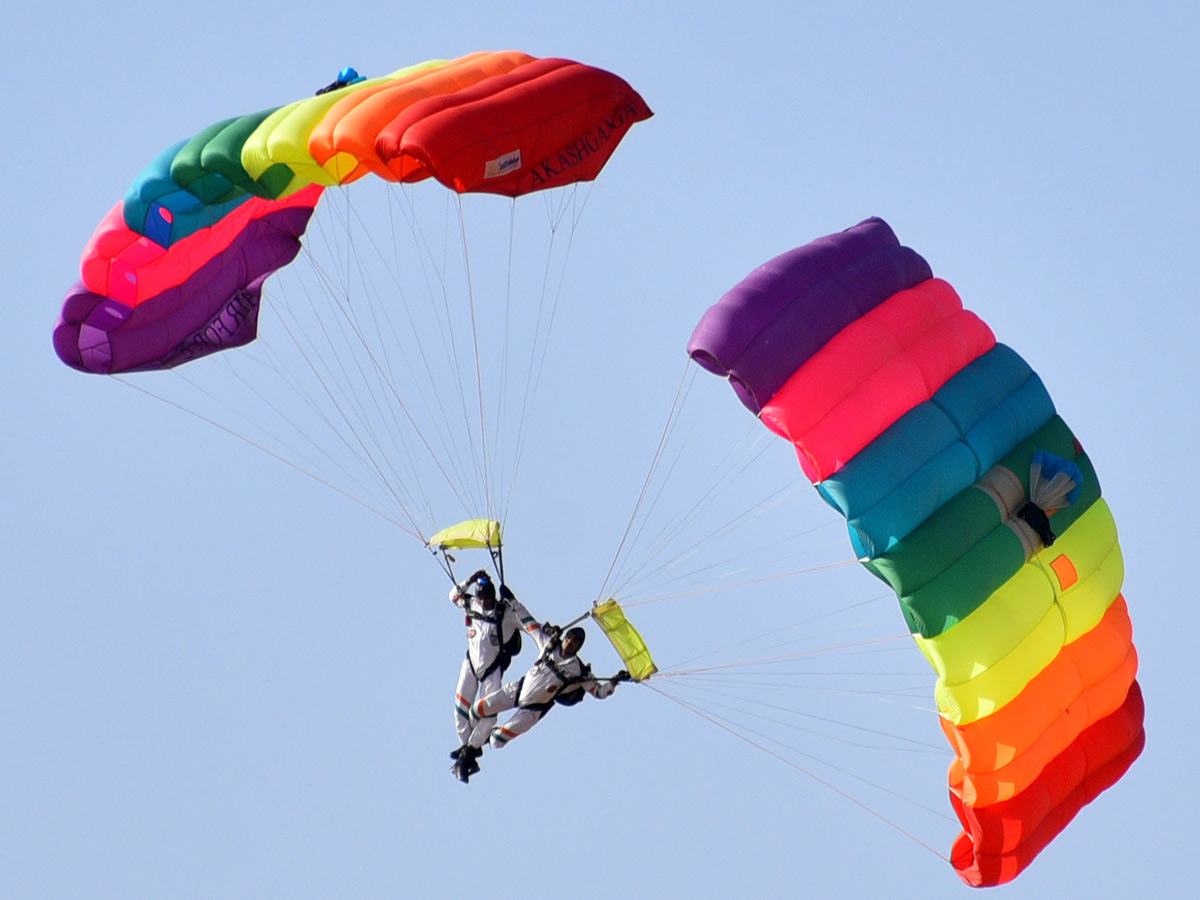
[688,218,1142,887]
[53,51,652,376]
[426,519,503,551]
[592,599,657,682]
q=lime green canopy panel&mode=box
[593,599,657,682]
[426,519,502,550]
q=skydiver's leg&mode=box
[454,656,479,746]
[466,669,503,748]
[489,707,547,750]
[454,679,521,780]
[471,679,521,730]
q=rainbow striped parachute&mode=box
[688,217,1143,887]
[54,51,651,374]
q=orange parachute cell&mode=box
[377,57,653,195]
[940,602,1137,806]
[308,50,538,184]
[939,595,1136,782]
[950,682,1145,885]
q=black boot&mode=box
[450,746,481,783]
[450,744,468,760]
[462,745,482,777]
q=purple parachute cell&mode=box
[687,217,932,412]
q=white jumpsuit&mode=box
[452,581,540,747]
[470,627,617,750]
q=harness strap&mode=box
[543,655,593,690]
[468,597,520,680]
[476,651,505,681]
[467,596,509,625]
[514,675,554,715]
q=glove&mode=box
[612,669,631,684]
[542,623,562,639]
[470,569,488,582]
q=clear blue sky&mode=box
[4,3,1197,898]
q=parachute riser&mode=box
[430,545,460,585]
[489,542,505,587]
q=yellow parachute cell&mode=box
[426,519,502,550]
[592,599,657,681]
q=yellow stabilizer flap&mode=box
[592,599,657,682]
[426,519,502,550]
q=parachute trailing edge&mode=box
[688,217,1142,887]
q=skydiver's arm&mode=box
[450,570,489,608]
[504,592,542,635]
[583,668,630,699]
[529,623,555,655]
[585,676,617,700]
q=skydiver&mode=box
[449,569,542,780]
[452,622,630,783]
[315,66,366,95]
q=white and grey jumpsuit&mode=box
[469,627,617,750]
[452,581,541,748]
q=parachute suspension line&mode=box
[595,359,695,606]
[336,187,444,529]
[601,378,837,604]
[276,201,429,534]
[496,200,517,511]
[672,671,933,710]
[178,342,400,522]
[616,559,866,610]
[375,184,483,514]
[603,437,816,604]
[656,670,947,756]
[389,182,505,525]
[341,181,483,532]
[152,318,373,507]
[644,682,951,860]
[456,192,494,524]
[315,189,445,532]
[500,183,589,528]
[658,633,916,678]
[591,356,857,607]
[151,185,441,539]
[660,592,898,671]
[594,364,825,604]
[112,374,419,537]
[498,205,558,527]
[480,198,519,527]
[319,189,427,519]
[387,182,489,521]
[268,282,432,538]
[269,193,428,529]
[279,193,485,538]
[651,681,952,821]
[420,189,486,519]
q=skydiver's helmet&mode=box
[475,576,496,602]
[562,627,586,655]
